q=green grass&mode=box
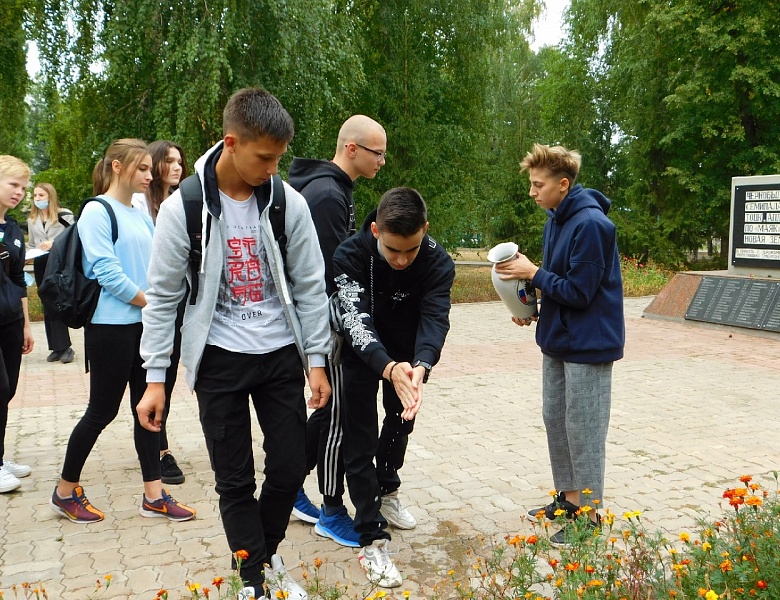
[451,257,674,304]
[24,258,674,323]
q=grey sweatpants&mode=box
[542,355,612,506]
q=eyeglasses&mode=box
[354,143,387,162]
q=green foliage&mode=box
[0,0,30,159]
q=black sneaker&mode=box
[160,453,185,485]
[550,515,601,548]
[527,491,580,522]
[47,350,64,362]
[59,347,75,364]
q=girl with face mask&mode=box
[27,183,75,363]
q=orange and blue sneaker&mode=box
[50,486,105,523]
[140,489,196,522]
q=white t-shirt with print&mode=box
[206,190,294,353]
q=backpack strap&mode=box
[179,175,204,305]
[58,210,73,229]
[269,174,287,265]
[77,198,118,243]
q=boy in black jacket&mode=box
[0,155,35,493]
[332,187,455,587]
[288,115,387,547]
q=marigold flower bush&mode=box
[433,474,779,600]
[3,476,777,599]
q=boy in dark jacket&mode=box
[495,143,624,547]
[0,155,35,493]
[288,116,386,547]
[332,187,455,587]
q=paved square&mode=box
[2,298,779,598]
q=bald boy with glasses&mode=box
[288,115,387,548]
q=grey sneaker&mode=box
[265,554,307,600]
[359,539,402,588]
[380,491,416,529]
[59,347,75,363]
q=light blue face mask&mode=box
[34,200,49,210]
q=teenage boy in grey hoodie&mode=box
[137,88,331,600]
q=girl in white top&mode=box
[130,140,189,485]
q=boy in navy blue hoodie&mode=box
[332,187,454,587]
[495,143,624,547]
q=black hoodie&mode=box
[289,158,355,295]
[332,210,455,376]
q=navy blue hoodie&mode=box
[332,210,455,376]
[530,184,625,363]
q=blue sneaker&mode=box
[315,505,361,548]
[291,488,319,524]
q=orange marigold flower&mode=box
[156,590,168,598]
[526,535,538,545]
[719,559,733,572]
[749,483,760,491]
[587,580,604,587]
[549,559,560,568]
[314,557,323,569]
[212,577,224,589]
[235,549,249,561]
[739,475,752,484]
[669,591,677,598]
[745,496,762,507]
[698,589,707,597]
[565,562,580,572]
[756,581,768,590]
[508,535,522,546]
[585,565,595,574]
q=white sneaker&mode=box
[358,539,402,588]
[237,586,256,600]
[0,465,21,493]
[3,460,31,478]
[265,554,307,600]
[380,491,417,529]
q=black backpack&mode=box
[178,173,287,305]
[38,198,118,329]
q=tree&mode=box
[1,0,30,160]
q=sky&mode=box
[26,2,569,77]
[530,0,570,51]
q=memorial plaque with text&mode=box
[685,276,780,330]
[731,183,780,269]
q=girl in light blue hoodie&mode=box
[50,139,196,524]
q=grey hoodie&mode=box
[140,141,331,390]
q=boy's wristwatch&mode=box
[412,360,432,383]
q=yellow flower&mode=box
[705,591,718,600]
[403,592,411,599]
[679,532,690,542]
[549,490,559,497]
[579,505,593,514]
[623,510,641,519]
[448,570,455,577]
[275,590,289,599]
[702,542,712,551]
[582,488,593,495]
[554,508,566,517]
[188,583,201,592]
[376,592,386,598]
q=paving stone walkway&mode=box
[2,297,779,598]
